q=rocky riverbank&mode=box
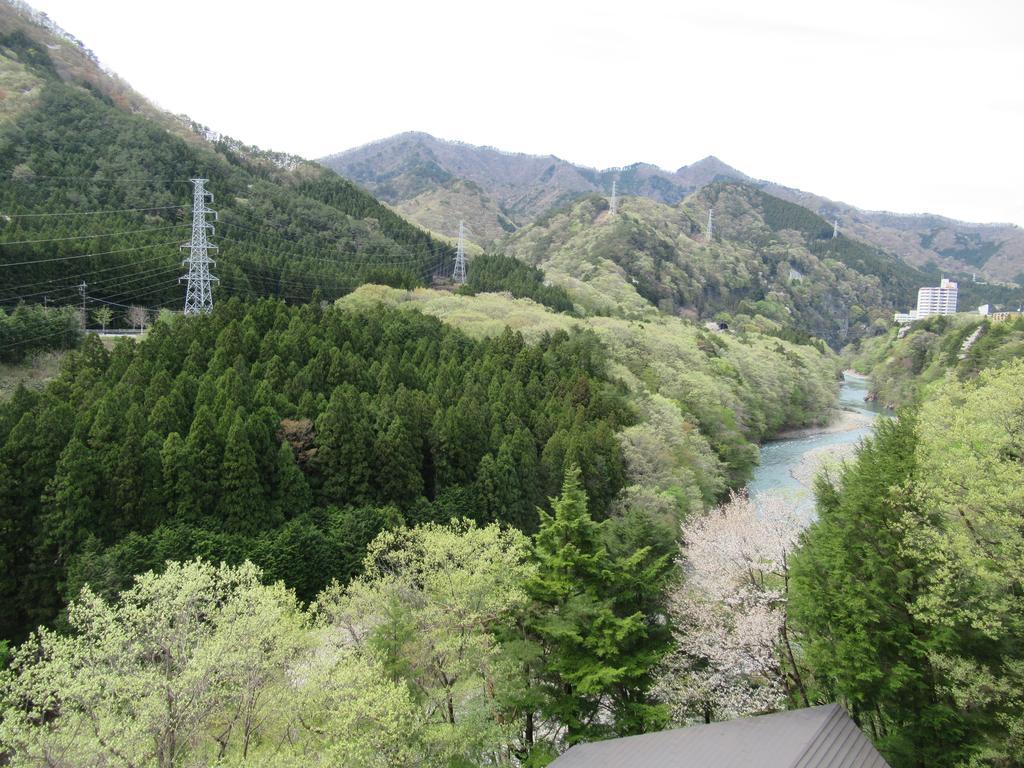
[772,408,873,441]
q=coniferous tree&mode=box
[790,413,967,767]
[372,416,423,507]
[272,440,311,520]
[219,414,269,536]
[179,406,222,525]
[315,384,374,506]
[41,438,101,553]
[527,466,671,743]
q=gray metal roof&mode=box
[548,704,891,768]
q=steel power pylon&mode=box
[452,220,467,284]
[609,180,618,214]
[706,208,714,240]
[832,218,839,239]
[180,178,218,315]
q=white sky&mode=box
[31,0,1024,225]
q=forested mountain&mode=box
[0,2,453,333]
[502,184,915,347]
[341,283,837,489]
[322,131,1024,283]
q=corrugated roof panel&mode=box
[549,704,892,768]
[792,706,889,768]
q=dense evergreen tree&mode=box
[526,466,673,743]
[0,299,632,645]
[0,305,81,362]
[460,252,575,313]
[790,414,972,766]
[219,413,272,536]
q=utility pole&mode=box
[180,178,218,315]
[833,219,839,239]
[706,208,714,241]
[609,180,618,214]
[452,220,467,284]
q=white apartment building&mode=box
[916,278,958,317]
[893,278,959,324]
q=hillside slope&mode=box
[341,283,838,488]
[321,132,1024,283]
[845,312,1024,408]
[762,181,1024,283]
[0,2,453,324]
[503,183,927,347]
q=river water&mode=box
[746,373,888,517]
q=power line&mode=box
[216,234,445,270]
[100,278,183,306]
[91,294,182,311]
[0,240,180,268]
[0,324,83,354]
[1,174,197,184]
[216,221,451,264]
[0,263,180,305]
[0,252,176,297]
[0,205,186,219]
[0,223,187,247]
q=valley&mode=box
[1,1,1023,766]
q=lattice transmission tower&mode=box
[180,178,218,315]
[706,208,714,240]
[452,220,468,284]
[609,180,618,214]
[832,218,839,239]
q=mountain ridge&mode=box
[321,132,1024,283]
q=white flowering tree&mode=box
[656,491,809,724]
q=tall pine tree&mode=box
[526,465,671,743]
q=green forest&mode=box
[789,360,1024,766]
[0,299,634,645]
[0,302,80,361]
[459,253,575,313]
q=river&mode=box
[746,373,888,517]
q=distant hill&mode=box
[0,2,453,319]
[321,132,1024,283]
[503,182,923,347]
[761,182,1024,284]
[320,132,747,243]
